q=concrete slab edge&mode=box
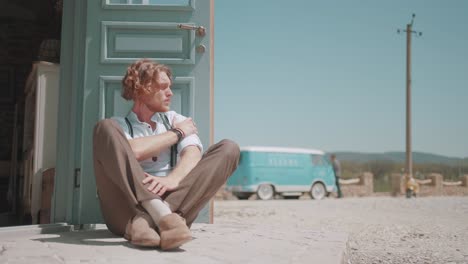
[0,223,108,237]
[0,223,72,236]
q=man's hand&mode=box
[142,173,179,196]
[173,117,197,137]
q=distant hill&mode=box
[333,151,468,166]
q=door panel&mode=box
[72,0,210,224]
[106,0,192,9]
[102,21,196,64]
[99,76,193,119]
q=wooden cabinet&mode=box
[22,62,59,224]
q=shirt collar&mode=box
[126,110,163,124]
[151,112,162,123]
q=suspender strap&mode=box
[159,113,178,168]
[125,114,177,168]
[124,117,134,138]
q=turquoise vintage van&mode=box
[226,146,337,200]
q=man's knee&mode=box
[218,139,240,163]
[93,119,123,157]
[94,119,119,140]
[94,119,115,133]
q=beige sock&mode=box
[141,199,172,226]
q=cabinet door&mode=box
[22,63,60,224]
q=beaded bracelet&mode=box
[170,128,184,143]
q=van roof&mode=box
[240,146,325,155]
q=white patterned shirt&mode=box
[112,111,203,176]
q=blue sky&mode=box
[213,0,468,158]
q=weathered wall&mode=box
[340,172,374,197]
[392,173,468,197]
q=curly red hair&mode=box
[121,59,172,100]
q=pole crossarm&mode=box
[397,14,423,37]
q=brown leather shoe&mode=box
[158,213,192,250]
[124,212,160,247]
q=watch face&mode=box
[152,156,158,162]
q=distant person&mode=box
[330,154,343,198]
[92,59,240,250]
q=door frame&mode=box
[52,0,215,224]
[52,0,86,223]
[209,0,214,224]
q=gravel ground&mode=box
[213,196,468,264]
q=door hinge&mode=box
[74,168,81,188]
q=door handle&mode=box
[178,24,206,37]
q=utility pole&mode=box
[397,14,422,190]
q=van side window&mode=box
[267,153,300,167]
[311,155,325,166]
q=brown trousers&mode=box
[93,119,240,236]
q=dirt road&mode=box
[214,196,468,264]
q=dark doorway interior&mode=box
[0,0,62,227]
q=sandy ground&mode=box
[213,196,468,264]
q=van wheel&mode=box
[310,183,326,200]
[257,184,274,200]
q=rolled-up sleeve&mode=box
[169,112,203,153]
[178,134,203,153]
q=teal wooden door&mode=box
[74,0,212,224]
